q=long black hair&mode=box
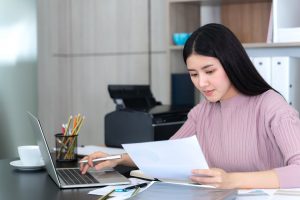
[183,23,274,96]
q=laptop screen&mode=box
[27,112,61,187]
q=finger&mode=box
[190,175,222,184]
[79,156,89,170]
[81,163,90,174]
[94,160,116,170]
[80,151,109,173]
[86,152,109,167]
[192,169,215,176]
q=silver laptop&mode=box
[27,112,130,189]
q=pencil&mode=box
[98,189,114,200]
[71,116,81,135]
[73,116,85,135]
[130,187,141,197]
[64,115,72,136]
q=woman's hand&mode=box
[79,151,122,174]
[190,168,236,189]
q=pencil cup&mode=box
[55,133,78,162]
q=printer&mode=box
[105,85,192,147]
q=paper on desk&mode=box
[122,135,208,181]
[77,145,126,156]
[271,189,300,200]
[88,178,151,200]
[236,189,275,200]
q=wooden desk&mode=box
[0,158,134,200]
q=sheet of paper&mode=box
[270,189,300,200]
[122,135,208,181]
[88,178,151,200]
[236,189,274,200]
[77,145,126,156]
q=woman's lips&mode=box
[203,90,214,96]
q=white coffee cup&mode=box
[18,145,44,166]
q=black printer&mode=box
[105,85,192,147]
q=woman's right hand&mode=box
[79,151,122,174]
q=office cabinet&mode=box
[166,0,300,105]
[273,0,300,42]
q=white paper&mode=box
[236,189,274,200]
[270,189,300,200]
[77,145,126,156]
[122,136,208,181]
[88,178,151,200]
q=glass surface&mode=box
[0,0,37,159]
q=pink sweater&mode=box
[171,90,300,188]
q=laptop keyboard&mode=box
[57,168,99,185]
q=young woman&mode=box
[80,23,300,189]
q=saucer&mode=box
[10,160,45,171]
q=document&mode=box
[88,178,151,200]
[271,189,300,200]
[77,145,126,156]
[122,136,208,181]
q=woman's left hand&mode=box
[190,168,237,189]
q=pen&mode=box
[114,182,148,192]
[79,155,121,163]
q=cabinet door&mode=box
[38,0,74,146]
[70,0,149,54]
[48,0,73,54]
[38,0,150,147]
[150,0,169,104]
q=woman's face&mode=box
[186,54,238,102]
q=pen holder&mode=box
[55,133,78,162]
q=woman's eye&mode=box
[190,74,198,77]
[206,70,214,74]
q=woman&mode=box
[80,23,300,189]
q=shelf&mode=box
[168,0,272,45]
[169,45,184,50]
[169,42,300,51]
[243,42,300,49]
[168,0,271,3]
[168,0,201,3]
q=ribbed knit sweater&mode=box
[171,90,300,188]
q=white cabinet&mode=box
[273,0,300,42]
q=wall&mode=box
[0,0,37,158]
[38,0,157,148]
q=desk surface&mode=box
[0,158,133,200]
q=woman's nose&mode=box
[198,75,208,88]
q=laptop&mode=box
[27,112,130,189]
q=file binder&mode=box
[271,57,300,111]
[253,57,272,85]
[130,182,237,200]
